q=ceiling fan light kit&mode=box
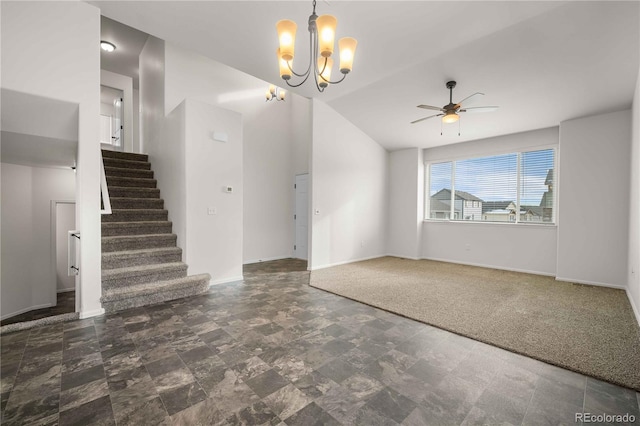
[275,0,357,92]
[412,80,499,135]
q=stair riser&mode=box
[110,199,165,210]
[101,280,209,313]
[102,223,173,237]
[102,211,168,222]
[108,188,160,199]
[103,158,151,171]
[102,235,177,252]
[105,168,154,179]
[102,251,183,270]
[102,150,149,162]
[106,177,157,188]
[102,268,188,289]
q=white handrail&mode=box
[100,150,112,215]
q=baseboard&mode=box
[243,255,291,265]
[0,303,53,321]
[309,254,387,271]
[57,288,75,293]
[79,308,105,319]
[208,275,244,287]
[554,276,627,290]
[627,288,640,327]
[421,256,556,277]
[386,253,421,261]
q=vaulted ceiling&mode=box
[94,1,640,150]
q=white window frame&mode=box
[424,145,557,225]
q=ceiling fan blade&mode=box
[417,104,444,112]
[454,92,484,109]
[410,114,443,124]
[459,106,499,113]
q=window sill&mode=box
[423,219,557,228]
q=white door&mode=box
[55,202,76,293]
[294,174,309,260]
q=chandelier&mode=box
[275,0,357,92]
[266,85,286,102]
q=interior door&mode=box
[294,174,309,260]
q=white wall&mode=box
[291,94,312,176]
[1,164,75,319]
[629,68,640,323]
[557,110,631,288]
[387,148,424,259]
[139,36,165,155]
[310,100,389,270]
[1,2,101,318]
[421,127,559,275]
[184,100,243,283]
[163,42,303,264]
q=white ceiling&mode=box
[93,1,640,151]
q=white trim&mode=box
[627,288,640,327]
[0,303,53,321]
[208,275,244,287]
[309,254,387,271]
[422,256,556,277]
[51,200,76,309]
[386,253,421,261]
[79,308,105,319]
[554,276,627,290]
[57,288,75,293]
[243,255,291,265]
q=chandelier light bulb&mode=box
[338,37,357,73]
[442,112,459,124]
[316,15,337,57]
[318,57,333,88]
[277,49,292,80]
[276,20,297,61]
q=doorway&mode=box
[100,85,124,151]
[294,174,309,260]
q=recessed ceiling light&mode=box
[100,41,116,52]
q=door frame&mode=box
[50,200,76,309]
[294,173,309,261]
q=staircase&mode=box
[100,150,210,313]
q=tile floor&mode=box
[1,259,639,425]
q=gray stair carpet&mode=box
[101,149,210,313]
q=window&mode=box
[426,148,555,224]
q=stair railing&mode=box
[100,150,112,215]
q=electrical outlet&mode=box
[465,244,471,251]
[207,207,217,215]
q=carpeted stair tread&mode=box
[103,157,152,170]
[102,262,188,288]
[110,197,164,210]
[107,187,161,199]
[102,233,177,252]
[102,262,188,279]
[106,176,157,188]
[102,221,173,237]
[102,247,182,270]
[101,209,168,222]
[104,166,154,179]
[101,150,148,162]
[101,273,211,313]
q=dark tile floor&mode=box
[1,259,639,425]
[1,292,75,326]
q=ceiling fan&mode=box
[411,81,498,125]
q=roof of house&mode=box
[545,169,554,186]
[482,201,513,213]
[432,188,483,202]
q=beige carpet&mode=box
[310,256,640,391]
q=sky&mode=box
[429,149,554,206]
